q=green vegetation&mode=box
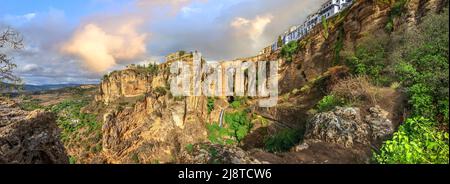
[154,86,168,96]
[230,96,247,109]
[375,117,449,164]
[207,111,252,145]
[344,34,391,86]
[131,153,140,164]
[322,16,329,39]
[333,26,345,65]
[280,41,299,63]
[385,0,408,33]
[207,97,215,114]
[69,156,77,164]
[185,144,194,153]
[19,98,44,111]
[393,9,449,122]
[146,63,159,75]
[316,95,346,112]
[51,100,101,143]
[277,36,284,49]
[341,8,449,163]
[264,129,303,153]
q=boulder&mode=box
[304,107,370,148]
[365,106,394,141]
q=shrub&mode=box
[280,41,299,63]
[154,86,167,96]
[385,0,408,33]
[344,33,392,86]
[316,95,345,112]
[392,8,449,123]
[322,16,329,39]
[147,63,159,75]
[185,144,194,153]
[19,99,43,111]
[264,129,303,153]
[207,97,215,114]
[375,117,449,164]
[69,156,77,164]
[230,101,241,109]
[331,76,377,105]
[230,97,246,109]
[207,111,252,145]
[225,111,252,143]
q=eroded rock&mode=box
[304,107,370,148]
[0,98,68,164]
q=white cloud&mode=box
[2,13,37,26]
[231,14,273,44]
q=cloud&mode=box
[3,0,327,85]
[61,20,148,73]
[230,14,273,47]
[147,0,326,60]
[59,0,208,73]
[137,0,203,14]
[1,13,37,27]
[20,64,42,73]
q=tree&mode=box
[277,36,283,48]
[1,27,23,90]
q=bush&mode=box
[375,117,449,164]
[207,97,215,114]
[230,97,246,109]
[19,99,43,111]
[344,33,392,86]
[154,86,167,96]
[264,129,303,153]
[280,41,299,63]
[207,111,252,145]
[392,8,449,123]
[385,0,407,33]
[316,95,345,112]
[230,101,241,109]
[331,76,378,105]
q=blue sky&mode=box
[0,0,324,85]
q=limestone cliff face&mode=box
[0,98,68,164]
[96,69,154,104]
[95,65,211,163]
[101,94,209,163]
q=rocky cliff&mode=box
[96,69,154,104]
[0,98,68,164]
[274,0,447,94]
[79,0,446,164]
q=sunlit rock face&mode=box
[96,69,154,105]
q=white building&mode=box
[268,0,353,52]
[318,0,353,19]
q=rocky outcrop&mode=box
[365,106,395,141]
[304,107,370,148]
[101,93,209,164]
[304,106,394,148]
[96,69,154,104]
[0,98,68,164]
[179,143,264,164]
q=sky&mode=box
[0,0,325,85]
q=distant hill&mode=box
[1,83,84,93]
